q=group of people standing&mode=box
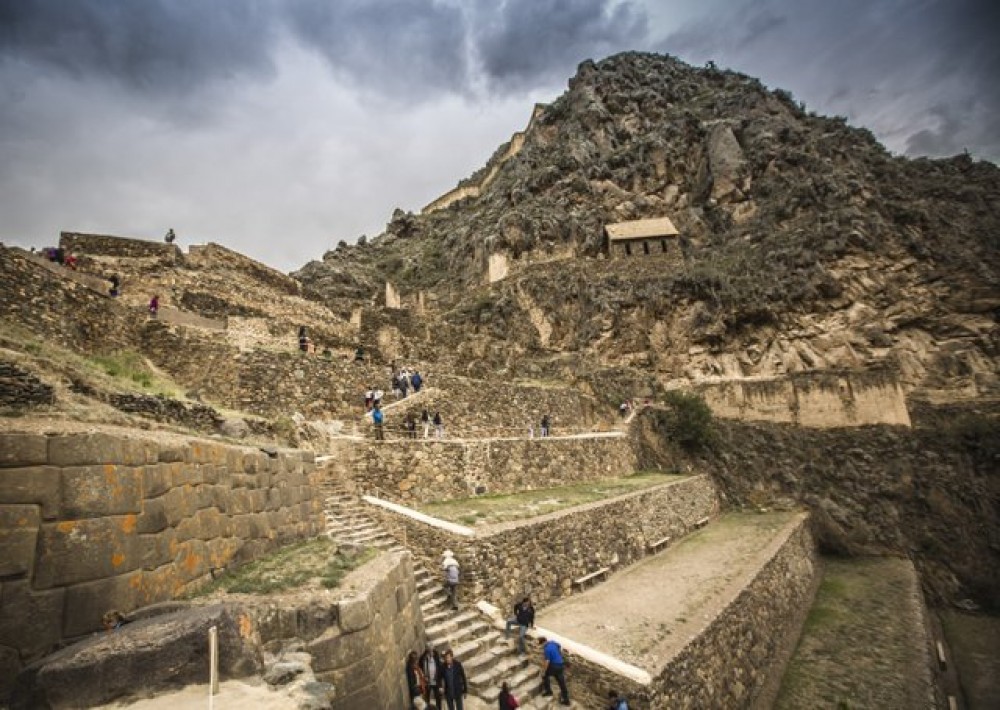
[391,364,423,398]
[406,646,468,710]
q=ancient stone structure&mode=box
[340,434,635,502]
[362,475,718,608]
[0,247,143,352]
[605,217,682,261]
[0,429,323,692]
[59,231,182,261]
[0,361,54,408]
[187,243,301,296]
[245,551,422,710]
[694,369,912,428]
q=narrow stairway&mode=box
[323,486,576,709]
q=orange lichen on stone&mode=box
[183,550,201,573]
[120,514,137,533]
[238,613,254,639]
[111,552,125,567]
[56,521,77,533]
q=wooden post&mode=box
[208,625,219,707]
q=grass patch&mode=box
[190,538,376,596]
[417,472,683,526]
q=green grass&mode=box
[417,471,683,526]
[190,538,376,596]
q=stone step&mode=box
[425,609,482,641]
[468,654,526,690]
[479,667,543,704]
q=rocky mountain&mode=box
[295,51,1000,401]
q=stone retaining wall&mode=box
[376,373,608,437]
[187,243,301,296]
[0,247,142,353]
[350,434,636,503]
[245,551,422,710]
[695,369,911,428]
[0,430,324,693]
[648,515,817,708]
[59,231,182,261]
[363,475,719,608]
[0,361,54,408]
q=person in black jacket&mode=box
[420,646,444,710]
[438,649,467,710]
[405,650,427,709]
[504,596,535,655]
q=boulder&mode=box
[11,604,262,709]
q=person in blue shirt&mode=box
[372,405,385,441]
[538,637,570,705]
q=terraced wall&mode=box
[0,430,323,696]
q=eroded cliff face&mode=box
[631,402,1000,610]
[295,51,1000,401]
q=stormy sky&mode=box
[0,0,996,272]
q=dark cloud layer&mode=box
[473,0,648,90]
[284,0,469,99]
[0,0,276,95]
[661,0,1000,161]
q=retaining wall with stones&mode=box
[0,246,143,353]
[244,550,422,710]
[0,361,54,409]
[59,232,182,261]
[344,434,636,503]
[363,475,719,608]
[0,429,324,695]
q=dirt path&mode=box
[537,511,804,671]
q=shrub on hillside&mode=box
[663,390,716,450]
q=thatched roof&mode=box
[605,217,679,241]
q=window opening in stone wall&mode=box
[661,239,668,253]
[643,241,650,255]
[625,242,632,256]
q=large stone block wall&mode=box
[0,430,323,691]
[696,369,911,428]
[244,551,422,710]
[59,232,182,261]
[351,435,637,503]
[363,475,719,608]
[0,247,143,353]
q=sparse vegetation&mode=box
[190,538,375,596]
[662,390,716,450]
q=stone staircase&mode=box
[323,486,575,709]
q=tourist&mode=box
[148,295,159,317]
[365,387,374,412]
[442,550,460,610]
[437,649,467,710]
[164,228,176,244]
[63,253,78,269]
[354,345,365,363]
[392,373,402,399]
[498,681,520,709]
[373,387,384,408]
[538,637,570,705]
[405,413,417,439]
[420,646,443,710]
[540,415,551,438]
[607,689,629,710]
[298,326,310,353]
[406,650,427,710]
[422,409,431,439]
[400,373,410,398]
[108,274,121,297]
[411,370,423,392]
[373,405,385,441]
[433,411,444,439]
[504,596,535,655]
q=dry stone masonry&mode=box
[0,429,323,693]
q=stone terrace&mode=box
[537,511,818,708]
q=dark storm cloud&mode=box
[660,0,1000,161]
[473,0,649,91]
[283,0,469,99]
[0,0,276,95]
